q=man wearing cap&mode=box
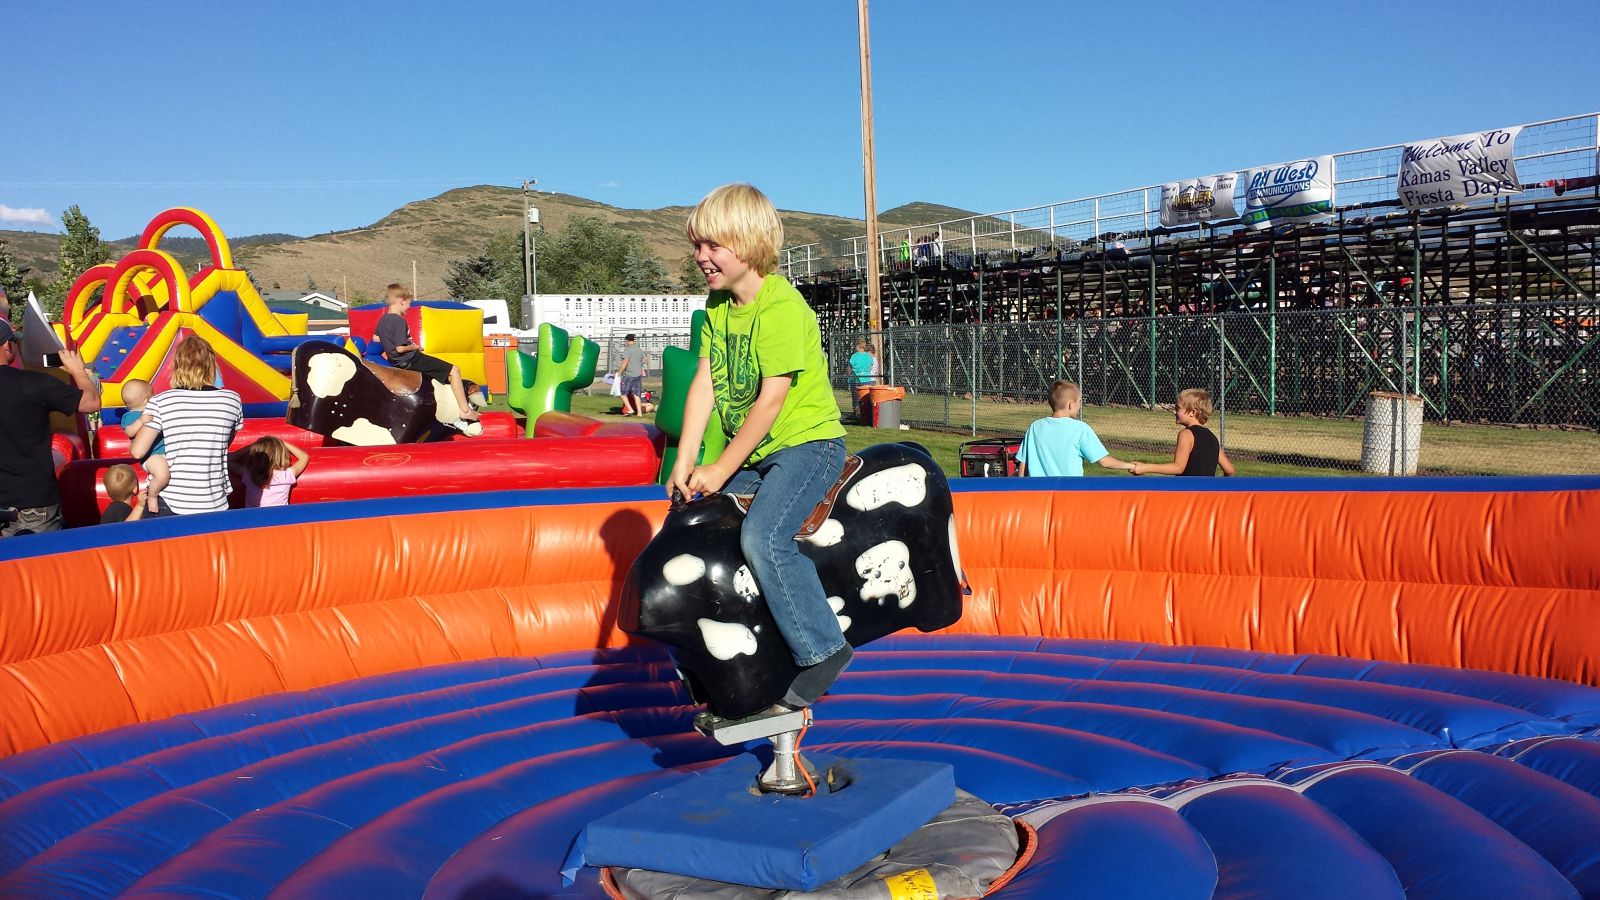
[0,320,101,535]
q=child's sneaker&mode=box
[453,419,483,437]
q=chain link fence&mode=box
[824,300,1600,475]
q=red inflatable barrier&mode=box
[93,412,522,457]
[57,428,659,526]
[49,433,86,477]
[283,433,658,504]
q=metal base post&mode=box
[694,705,817,796]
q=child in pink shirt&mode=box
[236,437,310,507]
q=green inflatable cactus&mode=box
[655,309,728,483]
[505,323,601,436]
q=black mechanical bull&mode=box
[288,340,464,445]
[620,442,968,718]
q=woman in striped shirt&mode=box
[129,336,244,515]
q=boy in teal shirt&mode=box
[670,183,851,710]
[1017,380,1136,477]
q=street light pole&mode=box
[522,179,536,298]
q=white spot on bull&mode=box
[697,618,758,661]
[733,565,760,601]
[845,463,927,512]
[431,380,460,424]
[663,554,706,586]
[857,540,916,609]
[307,353,356,399]
[828,595,852,634]
[331,418,397,446]
[798,518,844,547]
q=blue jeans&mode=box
[724,438,847,667]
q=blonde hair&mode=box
[386,283,413,302]
[685,183,782,276]
[243,436,293,488]
[1177,388,1213,424]
[103,464,138,501]
[121,378,152,408]
[171,335,218,390]
[1048,380,1082,412]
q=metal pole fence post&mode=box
[1076,320,1085,408]
[972,270,982,436]
[1412,217,1423,399]
[1268,255,1277,416]
[1397,305,1407,475]
[1055,267,1064,380]
[1218,314,1228,447]
[1148,316,1157,410]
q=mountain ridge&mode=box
[0,188,983,299]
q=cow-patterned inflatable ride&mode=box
[621,442,969,718]
[289,340,474,445]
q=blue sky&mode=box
[3,0,1596,239]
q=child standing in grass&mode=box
[1017,380,1135,476]
[1132,388,1236,477]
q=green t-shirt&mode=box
[699,274,845,465]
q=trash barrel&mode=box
[1360,391,1422,475]
[483,334,515,396]
[853,385,873,425]
[862,385,906,429]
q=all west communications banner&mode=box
[1242,156,1335,229]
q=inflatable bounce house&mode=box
[59,208,325,412]
[39,208,669,525]
[1,473,1597,897]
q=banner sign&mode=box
[1397,126,1522,210]
[1242,155,1335,229]
[1160,174,1237,227]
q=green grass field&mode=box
[841,391,1600,478]
[524,390,1600,480]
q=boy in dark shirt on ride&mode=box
[374,283,482,436]
[99,464,147,524]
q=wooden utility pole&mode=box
[857,0,883,362]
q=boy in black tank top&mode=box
[1131,388,1236,477]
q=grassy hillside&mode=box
[1,189,981,301]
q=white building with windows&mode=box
[530,294,705,338]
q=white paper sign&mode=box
[1242,155,1336,229]
[1160,173,1238,227]
[1397,126,1522,210]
